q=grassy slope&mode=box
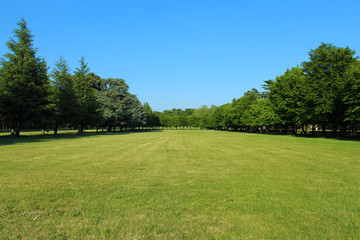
[0,130,359,239]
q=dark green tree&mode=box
[96,78,129,131]
[123,94,146,129]
[143,102,154,128]
[0,18,53,136]
[142,102,160,128]
[73,57,100,132]
[51,56,80,134]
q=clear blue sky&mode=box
[1,0,360,111]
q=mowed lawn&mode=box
[0,130,360,239]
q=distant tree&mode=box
[212,104,226,129]
[187,113,201,128]
[0,18,53,136]
[178,115,188,127]
[73,57,100,132]
[191,105,214,128]
[221,103,235,130]
[123,94,146,129]
[143,102,160,128]
[247,98,280,132]
[230,89,260,131]
[184,108,195,116]
[51,56,80,134]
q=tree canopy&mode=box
[1,19,360,137]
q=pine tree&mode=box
[0,18,53,136]
[73,57,99,132]
[51,56,80,134]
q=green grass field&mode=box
[1,130,360,239]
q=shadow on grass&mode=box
[213,129,360,142]
[249,130,360,142]
[293,134,360,142]
[0,129,163,146]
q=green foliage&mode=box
[269,67,306,128]
[302,43,357,127]
[96,78,129,131]
[96,78,146,130]
[73,58,100,132]
[121,94,146,128]
[0,18,53,136]
[2,19,360,136]
[51,56,80,130]
[343,61,360,126]
[143,102,160,127]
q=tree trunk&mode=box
[340,124,347,137]
[15,124,20,137]
[78,124,83,133]
[332,124,337,137]
[301,125,307,135]
[54,125,58,135]
[321,124,326,137]
[312,124,315,136]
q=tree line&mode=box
[0,19,147,136]
[1,19,360,137]
[154,44,360,136]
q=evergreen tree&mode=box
[143,102,153,127]
[124,94,146,129]
[51,55,80,134]
[73,57,99,132]
[143,102,160,128]
[0,18,53,136]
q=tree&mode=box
[302,43,357,135]
[343,60,360,132]
[230,89,260,131]
[51,56,80,134]
[96,78,129,131]
[123,94,146,129]
[143,102,157,128]
[268,67,306,134]
[73,57,100,132]
[0,18,53,136]
[142,102,160,128]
